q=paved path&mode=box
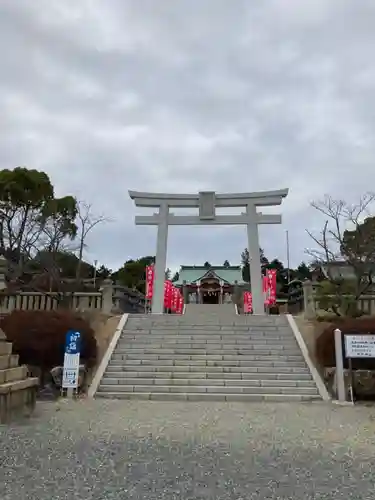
[1,400,375,499]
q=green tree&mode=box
[172,271,180,282]
[241,248,269,282]
[31,251,89,278]
[294,262,312,281]
[0,167,54,262]
[113,256,155,293]
[223,259,230,267]
[37,196,78,257]
[96,264,112,280]
[267,258,287,288]
[315,280,359,317]
[241,248,250,282]
[0,168,79,285]
[204,261,211,268]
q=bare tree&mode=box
[306,192,375,315]
[75,201,111,282]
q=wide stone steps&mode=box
[113,351,305,366]
[100,377,314,388]
[111,358,307,368]
[103,369,312,379]
[97,392,319,402]
[117,344,300,351]
[96,310,321,402]
[117,346,300,353]
[105,366,312,376]
[118,336,298,343]
[97,384,318,395]
[118,336,298,342]
[126,324,286,330]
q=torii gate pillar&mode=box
[129,189,289,315]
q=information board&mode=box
[62,331,81,389]
[345,335,375,358]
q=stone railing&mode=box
[0,279,114,315]
[302,280,375,319]
[112,284,146,314]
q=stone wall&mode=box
[0,329,39,423]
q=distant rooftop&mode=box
[174,265,245,286]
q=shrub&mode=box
[316,317,375,370]
[0,310,97,379]
[315,279,362,317]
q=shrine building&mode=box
[173,265,246,305]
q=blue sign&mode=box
[65,331,81,355]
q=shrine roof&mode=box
[174,266,245,285]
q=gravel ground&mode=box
[1,399,375,499]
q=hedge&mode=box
[316,317,375,370]
[0,310,97,378]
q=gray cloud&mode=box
[1,0,375,272]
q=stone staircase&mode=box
[0,331,39,423]
[96,304,321,402]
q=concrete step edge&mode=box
[97,384,319,395]
[96,392,321,402]
[110,362,308,368]
[101,377,317,387]
[105,369,312,377]
[106,365,311,373]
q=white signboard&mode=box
[62,352,80,388]
[62,331,81,389]
[345,335,375,358]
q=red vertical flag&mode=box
[145,265,155,299]
[267,269,277,306]
[176,294,184,314]
[164,280,173,309]
[243,291,253,313]
[171,286,180,312]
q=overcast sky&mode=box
[1,1,375,273]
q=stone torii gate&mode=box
[129,189,289,315]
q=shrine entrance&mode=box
[203,290,219,304]
[129,189,289,315]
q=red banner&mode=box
[243,291,253,313]
[267,269,277,305]
[145,266,185,313]
[164,280,173,309]
[176,294,184,314]
[145,265,154,299]
[171,286,180,312]
[262,270,277,306]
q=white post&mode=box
[152,203,169,313]
[246,204,264,315]
[334,328,346,402]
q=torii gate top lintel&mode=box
[128,189,289,208]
